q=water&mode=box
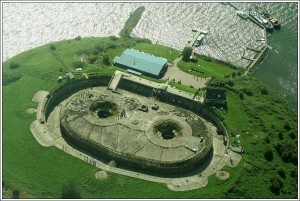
[231,2,298,112]
[2,2,298,112]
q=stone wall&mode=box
[44,76,111,120]
[44,75,226,175]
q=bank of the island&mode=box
[2,34,298,199]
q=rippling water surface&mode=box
[2,2,298,112]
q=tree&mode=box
[61,181,81,199]
[270,175,283,195]
[264,144,273,161]
[182,47,193,62]
[103,54,110,66]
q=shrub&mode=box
[106,43,116,49]
[50,44,56,50]
[260,87,268,95]
[182,47,193,62]
[2,72,22,86]
[74,36,81,41]
[275,141,297,164]
[290,168,297,178]
[264,144,273,161]
[239,92,244,100]
[95,44,104,52]
[270,175,283,195]
[288,130,296,140]
[73,61,84,69]
[109,35,118,41]
[136,38,152,43]
[9,62,20,69]
[277,168,286,179]
[231,72,236,78]
[227,80,234,87]
[61,181,81,199]
[102,54,110,66]
[88,55,97,64]
[242,88,253,96]
[278,132,283,140]
[264,135,271,144]
[12,189,20,199]
[283,122,291,131]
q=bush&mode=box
[264,144,273,161]
[264,135,271,144]
[283,122,291,131]
[288,130,296,140]
[109,35,118,41]
[227,80,234,87]
[12,189,20,199]
[239,92,244,100]
[270,175,283,195]
[278,132,283,140]
[135,38,152,44]
[260,87,268,95]
[242,88,253,96]
[95,44,104,52]
[275,141,297,164]
[2,72,22,86]
[182,47,193,62]
[231,72,236,78]
[74,36,81,41]
[290,168,297,178]
[73,61,84,69]
[9,62,20,69]
[277,168,286,179]
[88,55,97,64]
[50,44,56,50]
[61,181,81,199]
[103,54,110,66]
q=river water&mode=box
[2,2,298,112]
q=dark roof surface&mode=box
[205,88,227,100]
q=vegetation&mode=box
[181,46,193,62]
[2,36,297,199]
[119,6,145,38]
[177,57,237,78]
[61,181,81,199]
[9,61,20,69]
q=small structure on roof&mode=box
[113,49,168,78]
[204,88,227,105]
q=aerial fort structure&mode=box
[30,68,237,189]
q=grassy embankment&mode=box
[2,5,297,199]
[2,35,298,199]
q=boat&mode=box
[249,8,273,31]
[237,10,248,19]
[261,12,281,29]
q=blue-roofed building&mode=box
[113,49,168,78]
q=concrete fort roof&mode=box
[113,49,167,77]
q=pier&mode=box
[225,2,269,73]
[188,29,208,47]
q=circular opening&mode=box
[90,101,118,119]
[153,120,182,140]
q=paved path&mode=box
[163,57,209,89]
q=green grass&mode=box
[2,36,297,199]
[119,6,145,38]
[134,43,180,62]
[168,81,198,94]
[177,59,237,78]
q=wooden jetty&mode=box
[188,29,209,47]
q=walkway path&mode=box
[163,57,210,89]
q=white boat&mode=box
[237,10,248,19]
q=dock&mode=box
[188,29,208,47]
[246,46,262,53]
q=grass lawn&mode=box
[2,36,297,199]
[134,43,181,62]
[177,59,238,78]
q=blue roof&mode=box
[113,49,167,76]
